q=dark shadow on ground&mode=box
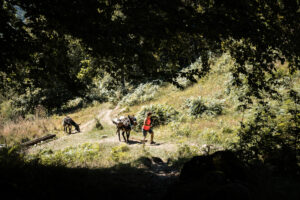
[126,139,164,146]
[0,148,179,200]
[1,162,178,200]
[1,148,299,200]
[127,140,142,145]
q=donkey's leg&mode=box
[117,129,121,141]
[122,131,127,142]
[69,125,72,134]
[126,130,130,143]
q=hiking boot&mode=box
[150,141,156,144]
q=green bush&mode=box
[34,143,102,167]
[85,73,128,105]
[199,128,238,147]
[60,97,85,112]
[95,118,104,130]
[135,104,179,129]
[235,91,300,174]
[119,82,161,106]
[84,88,108,104]
[184,97,207,117]
[184,97,224,117]
[110,144,130,163]
[177,144,200,158]
[170,122,192,138]
[0,145,24,168]
[174,77,194,89]
[0,100,19,121]
[205,99,224,116]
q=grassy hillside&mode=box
[1,54,299,200]
[2,53,299,170]
[1,55,242,168]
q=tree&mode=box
[1,1,89,112]
[1,0,299,110]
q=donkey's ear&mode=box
[78,123,81,126]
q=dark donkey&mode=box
[112,115,137,143]
[63,116,80,134]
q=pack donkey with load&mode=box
[63,116,80,134]
[112,115,137,143]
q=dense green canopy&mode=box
[1,0,299,110]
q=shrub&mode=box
[205,99,225,116]
[94,118,104,130]
[0,100,18,121]
[135,104,179,129]
[119,81,161,106]
[36,143,102,167]
[184,97,207,117]
[111,144,130,163]
[234,91,300,175]
[0,145,24,168]
[184,97,224,117]
[84,87,108,103]
[84,73,128,105]
[174,77,194,89]
[59,97,84,112]
[174,58,204,89]
[170,122,192,138]
[177,144,200,158]
[194,126,238,149]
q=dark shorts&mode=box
[142,128,153,137]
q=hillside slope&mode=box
[23,55,243,169]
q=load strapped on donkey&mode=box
[112,115,137,143]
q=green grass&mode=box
[3,54,299,172]
[18,54,241,169]
[1,54,299,200]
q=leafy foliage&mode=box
[94,118,104,130]
[234,91,300,174]
[2,0,298,104]
[135,104,179,129]
[119,81,161,106]
[110,144,130,163]
[36,143,102,166]
[184,97,224,117]
[0,145,24,168]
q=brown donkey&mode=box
[62,116,80,134]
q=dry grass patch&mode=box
[0,117,60,145]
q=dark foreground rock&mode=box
[164,150,300,200]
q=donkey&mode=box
[112,115,137,143]
[62,116,80,134]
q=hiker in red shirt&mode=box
[142,112,155,144]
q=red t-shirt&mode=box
[143,118,151,131]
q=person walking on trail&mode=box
[142,112,155,144]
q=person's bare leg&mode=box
[150,132,154,143]
[142,135,146,144]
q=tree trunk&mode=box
[21,134,56,147]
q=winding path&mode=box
[26,104,177,158]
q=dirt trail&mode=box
[26,106,118,153]
[79,105,118,132]
[26,104,180,180]
[26,104,177,157]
